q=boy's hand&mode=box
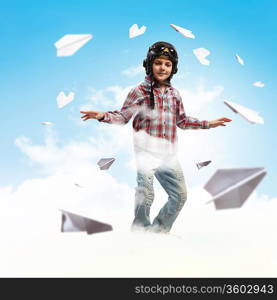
[209,117,232,128]
[80,110,105,121]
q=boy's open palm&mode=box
[209,117,232,128]
[80,110,104,121]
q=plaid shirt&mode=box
[100,76,209,146]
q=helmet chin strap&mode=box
[150,73,155,110]
[149,70,173,110]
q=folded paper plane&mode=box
[129,24,146,38]
[193,48,210,65]
[253,81,265,88]
[57,91,75,108]
[235,54,244,65]
[41,121,53,126]
[170,24,195,39]
[97,158,115,170]
[196,160,211,169]
[224,100,264,124]
[54,34,93,57]
[74,183,83,188]
[204,167,266,209]
[60,210,113,234]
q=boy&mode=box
[80,41,231,233]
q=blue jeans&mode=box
[131,161,187,233]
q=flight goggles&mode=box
[150,44,177,59]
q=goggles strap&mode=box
[150,78,155,109]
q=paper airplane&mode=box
[204,167,266,209]
[170,24,195,39]
[60,210,113,234]
[193,48,210,65]
[56,91,75,108]
[253,81,265,88]
[41,121,53,126]
[196,160,211,169]
[54,34,93,57]
[224,100,264,124]
[74,183,83,188]
[235,54,244,65]
[129,24,146,38]
[97,158,115,170]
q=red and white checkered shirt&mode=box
[100,76,209,145]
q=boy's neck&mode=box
[156,80,169,91]
[155,78,170,86]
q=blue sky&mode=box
[0,0,277,196]
[1,0,277,196]
[1,0,277,277]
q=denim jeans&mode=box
[131,160,187,233]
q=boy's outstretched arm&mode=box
[80,110,105,121]
[209,117,232,128]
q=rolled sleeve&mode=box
[98,87,144,125]
[201,120,210,129]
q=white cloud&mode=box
[2,83,276,277]
[85,87,113,108]
[0,174,276,277]
[84,84,134,110]
[15,124,135,175]
[0,161,133,238]
[15,133,96,175]
[106,85,134,107]
[121,65,144,77]
[175,80,224,114]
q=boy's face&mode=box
[152,56,173,84]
